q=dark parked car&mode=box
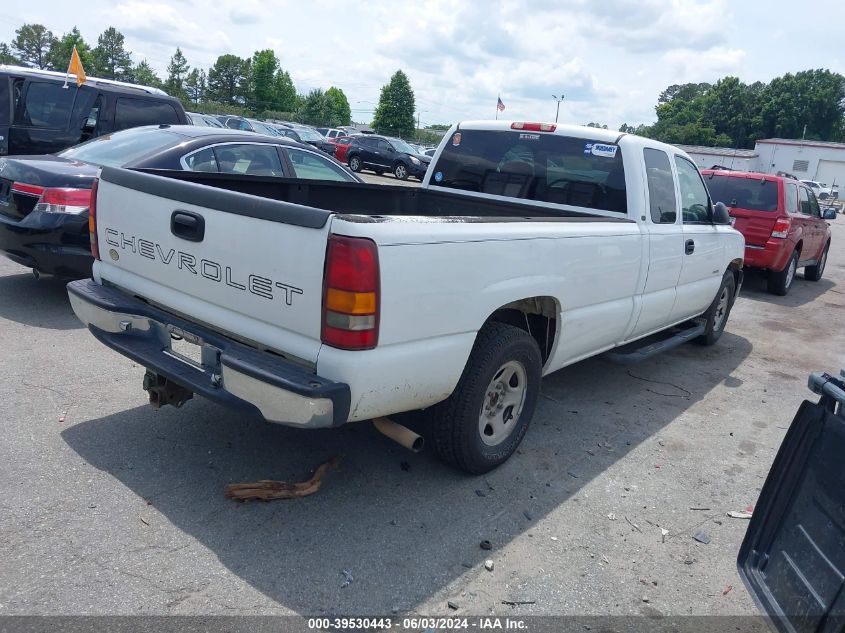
[0,64,189,156]
[187,112,225,128]
[345,134,431,180]
[0,125,361,277]
[739,369,845,633]
[271,123,335,155]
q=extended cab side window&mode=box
[643,148,677,224]
[674,156,711,224]
[286,148,353,182]
[213,144,284,177]
[113,97,180,132]
[784,182,798,214]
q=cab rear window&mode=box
[705,174,779,212]
[429,129,627,214]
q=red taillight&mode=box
[35,187,91,214]
[321,235,379,350]
[11,182,45,197]
[511,122,556,132]
[88,178,99,260]
[771,217,791,239]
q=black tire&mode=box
[348,155,362,172]
[767,250,798,296]
[804,243,829,281]
[428,322,542,474]
[695,270,736,346]
[393,162,409,180]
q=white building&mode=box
[754,138,845,189]
[676,145,758,172]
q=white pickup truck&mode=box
[68,121,744,473]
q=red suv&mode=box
[702,170,832,295]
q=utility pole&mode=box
[552,94,565,123]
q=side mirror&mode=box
[823,208,837,220]
[712,201,732,225]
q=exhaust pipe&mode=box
[373,417,424,453]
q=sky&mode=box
[2,0,844,129]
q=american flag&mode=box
[497,96,506,112]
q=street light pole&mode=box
[552,94,565,123]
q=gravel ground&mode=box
[0,207,842,618]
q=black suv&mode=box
[346,134,431,180]
[0,65,189,155]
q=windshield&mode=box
[251,121,282,136]
[58,128,180,167]
[390,138,417,154]
[706,174,779,212]
[430,129,627,213]
[291,126,324,142]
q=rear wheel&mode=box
[768,250,798,296]
[394,162,409,180]
[695,270,736,345]
[348,156,362,172]
[429,322,541,474]
[804,243,829,281]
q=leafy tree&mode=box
[12,23,56,69]
[699,76,760,148]
[426,123,451,130]
[46,27,93,72]
[92,27,133,80]
[325,87,351,125]
[758,70,845,141]
[618,123,637,133]
[184,68,206,104]
[206,54,249,105]
[0,43,20,65]
[586,122,608,129]
[133,59,163,89]
[272,69,297,112]
[372,70,415,138]
[165,48,190,100]
[297,88,336,126]
[248,49,279,111]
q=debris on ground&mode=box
[642,596,650,603]
[693,531,712,545]
[727,510,753,519]
[475,489,487,497]
[502,600,535,606]
[607,513,617,521]
[484,560,494,571]
[601,555,610,564]
[661,528,669,543]
[689,507,711,511]
[224,455,341,501]
[58,410,66,423]
[625,516,642,532]
[550,536,559,541]
[340,569,354,588]
[139,516,150,526]
[523,511,533,521]
[447,601,459,610]
[722,585,733,596]
[480,540,492,550]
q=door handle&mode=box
[685,239,695,255]
[171,210,205,242]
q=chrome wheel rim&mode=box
[478,360,527,446]
[396,165,406,179]
[713,286,730,331]
[785,257,796,289]
[350,158,360,170]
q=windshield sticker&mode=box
[587,142,618,158]
[519,133,540,141]
[452,132,462,146]
[434,171,443,183]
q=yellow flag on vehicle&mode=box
[66,45,87,87]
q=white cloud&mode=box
[662,46,747,82]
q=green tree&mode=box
[618,123,636,133]
[586,122,608,129]
[372,70,415,138]
[759,70,845,141]
[133,59,163,89]
[184,68,206,105]
[46,27,93,71]
[325,86,351,125]
[92,27,133,80]
[248,49,279,111]
[272,69,297,112]
[164,48,190,101]
[297,88,336,126]
[206,54,249,105]
[0,43,20,65]
[12,23,56,69]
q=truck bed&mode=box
[124,167,632,224]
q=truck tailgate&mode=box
[92,167,333,364]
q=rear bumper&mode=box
[0,210,92,277]
[743,240,792,272]
[67,279,351,428]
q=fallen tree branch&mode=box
[225,455,342,501]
